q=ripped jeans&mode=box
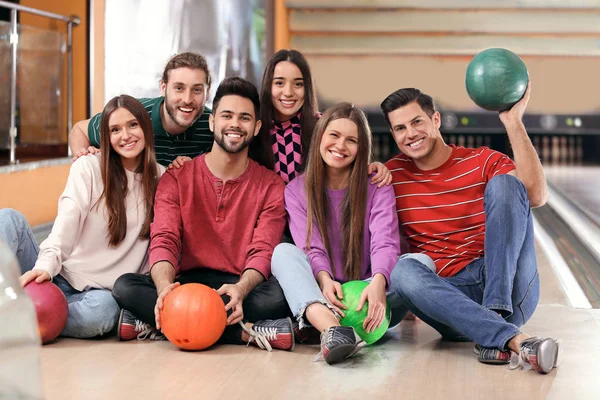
[271,243,408,330]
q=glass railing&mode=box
[0,21,10,151]
[0,1,79,166]
[0,22,66,146]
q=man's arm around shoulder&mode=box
[70,119,99,160]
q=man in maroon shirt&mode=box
[112,77,295,351]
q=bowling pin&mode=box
[542,136,550,165]
[560,136,568,165]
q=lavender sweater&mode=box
[285,175,401,284]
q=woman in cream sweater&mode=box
[1,95,164,339]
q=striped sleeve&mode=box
[137,98,156,112]
[87,113,102,147]
[479,147,515,182]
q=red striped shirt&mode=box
[386,145,515,277]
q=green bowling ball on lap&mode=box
[465,48,529,112]
[339,280,391,345]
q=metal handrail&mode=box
[0,0,80,164]
[0,1,79,24]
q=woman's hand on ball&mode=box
[19,270,51,287]
[317,271,347,317]
[357,274,387,333]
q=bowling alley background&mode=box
[281,2,600,167]
[1,0,600,222]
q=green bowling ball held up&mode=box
[465,48,529,112]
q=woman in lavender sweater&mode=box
[271,103,403,365]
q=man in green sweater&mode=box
[69,52,213,166]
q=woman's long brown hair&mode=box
[304,102,372,281]
[98,95,159,247]
[258,49,319,171]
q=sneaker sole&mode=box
[478,356,511,365]
[324,343,358,365]
[537,339,559,374]
[267,317,296,351]
[475,345,511,365]
[286,317,296,351]
[117,310,126,341]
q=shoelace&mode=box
[314,328,366,363]
[509,338,543,372]
[134,320,147,333]
[313,328,335,363]
[323,327,335,346]
[508,338,561,372]
[508,346,532,371]
[239,321,273,352]
[136,322,165,341]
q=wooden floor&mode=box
[37,245,599,400]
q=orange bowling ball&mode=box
[161,283,227,351]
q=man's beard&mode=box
[214,128,254,154]
[164,92,202,128]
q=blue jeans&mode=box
[389,174,540,351]
[0,209,39,274]
[53,275,120,338]
[0,208,120,338]
[271,243,410,329]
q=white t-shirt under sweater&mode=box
[33,154,165,291]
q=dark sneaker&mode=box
[474,344,511,365]
[242,318,295,351]
[292,320,321,345]
[118,309,164,341]
[510,337,560,374]
[319,326,365,365]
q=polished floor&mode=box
[37,244,600,400]
[545,166,600,225]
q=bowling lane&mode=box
[545,166,600,226]
[532,165,600,308]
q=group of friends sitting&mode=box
[0,50,559,373]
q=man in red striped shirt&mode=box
[382,85,560,374]
[112,77,295,352]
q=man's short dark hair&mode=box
[212,77,260,118]
[380,88,436,126]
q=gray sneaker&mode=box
[319,326,366,365]
[241,318,295,351]
[474,344,511,365]
[509,337,560,374]
[118,309,164,341]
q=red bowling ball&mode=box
[24,281,68,344]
